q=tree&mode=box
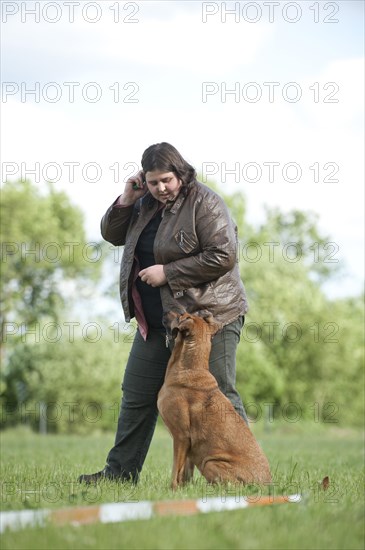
[1,179,104,413]
[209,182,363,427]
[3,332,130,433]
[1,180,102,348]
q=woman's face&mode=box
[145,170,182,203]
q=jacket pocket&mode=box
[174,229,198,254]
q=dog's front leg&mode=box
[171,438,190,490]
[182,457,195,483]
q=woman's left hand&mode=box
[139,265,167,287]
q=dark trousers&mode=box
[106,316,247,482]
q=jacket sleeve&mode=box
[163,195,238,295]
[100,197,134,246]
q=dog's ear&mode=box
[165,309,186,336]
[197,310,214,322]
[170,316,193,339]
[177,316,194,338]
[196,310,222,336]
[170,313,180,338]
[164,310,179,326]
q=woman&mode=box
[79,142,249,484]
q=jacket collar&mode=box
[166,192,186,214]
[142,189,187,215]
[166,181,195,213]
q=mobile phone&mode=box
[132,172,146,191]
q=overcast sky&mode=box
[1,0,364,299]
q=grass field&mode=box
[1,421,364,549]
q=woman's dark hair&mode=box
[141,142,197,189]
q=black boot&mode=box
[78,467,120,484]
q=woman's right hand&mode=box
[117,170,147,206]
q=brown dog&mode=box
[157,311,272,490]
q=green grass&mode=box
[0,421,364,549]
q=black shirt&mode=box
[135,209,164,329]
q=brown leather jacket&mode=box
[101,181,248,328]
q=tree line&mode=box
[1,179,363,432]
